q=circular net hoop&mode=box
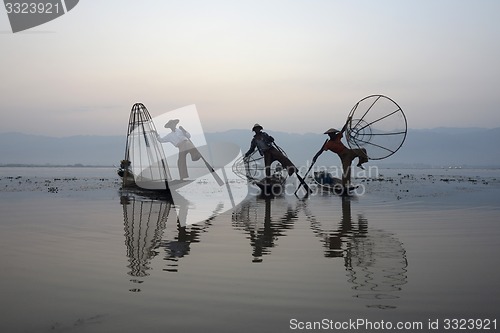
[346,95,407,160]
[232,151,288,184]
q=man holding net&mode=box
[244,124,311,194]
[312,116,368,192]
[244,124,297,178]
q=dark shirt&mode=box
[245,132,274,156]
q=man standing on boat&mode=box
[312,116,368,191]
[244,124,297,179]
[158,119,201,180]
[244,124,311,196]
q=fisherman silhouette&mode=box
[158,119,201,180]
[312,116,368,194]
[244,124,297,178]
[244,124,311,195]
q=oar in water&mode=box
[295,172,312,197]
[271,143,311,196]
[294,162,315,196]
[294,139,328,195]
[189,139,225,186]
[199,153,225,186]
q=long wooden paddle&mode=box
[271,143,311,196]
[294,139,328,195]
[294,162,315,196]
[295,173,312,197]
[191,140,225,186]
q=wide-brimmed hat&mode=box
[164,119,180,128]
[252,123,263,131]
[324,128,339,134]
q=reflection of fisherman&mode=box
[158,119,201,180]
[324,197,355,257]
[233,198,298,263]
[244,124,298,178]
[312,116,368,191]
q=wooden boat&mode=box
[313,171,358,195]
[232,154,289,197]
[253,174,286,197]
[117,103,172,196]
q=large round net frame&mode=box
[346,95,407,161]
[232,151,288,185]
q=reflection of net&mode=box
[308,199,408,309]
[347,229,408,309]
[347,95,407,160]
[122,194,216,278]
[122,196,171,279]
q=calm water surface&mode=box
[0,167,499,332]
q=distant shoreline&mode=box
[2,128,500,167]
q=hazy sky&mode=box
[1,0,499,136]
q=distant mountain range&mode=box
[1,127,499,167]
[208,127,500,168]
[0,132,125,166]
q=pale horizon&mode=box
[1,124,499,139]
